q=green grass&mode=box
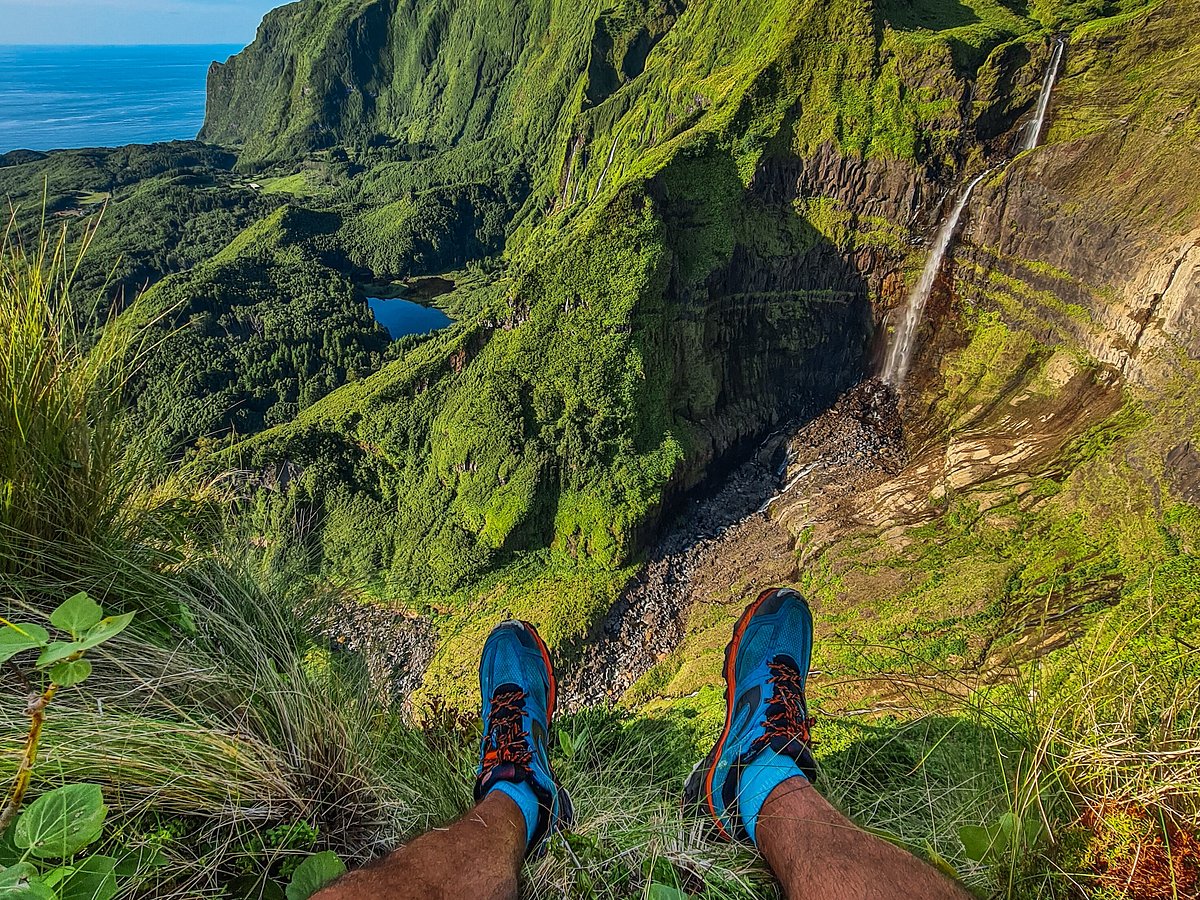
[0,221,767,896]
[0,215,150,575]
[257,172,324,197]
[0,221,789,896]
[0,221,408,887]
[409,551,635,709]
[10,0,1089,606]
[633,253,1200,891]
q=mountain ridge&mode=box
[1,0,1198,896]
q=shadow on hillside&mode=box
[558,139,875,706]
[877,0,981,32]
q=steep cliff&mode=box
[6,2,1198,895]
[200,0,602,168]
[647,0,1200,733]
[216,0,1071,599]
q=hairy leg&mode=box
[314,792,526,900]
[756,778,972,900]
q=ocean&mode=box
[0,44,243,153]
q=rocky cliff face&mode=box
[588,0,1200,715]
[773,1,1200,544]
[955,3,1199,382]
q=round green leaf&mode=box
[285,851,345,900]
[958,824,992,862]
[0,863,40,889]
[0,624,50,664]
[997,812,1018,840]
[49,659,92,688]
[36,641,83,669]
[57,854,117,900]
[14,784,107,860]
[50,594,103,639]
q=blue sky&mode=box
[1,1,282,45]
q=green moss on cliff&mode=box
[194,0,1065,598]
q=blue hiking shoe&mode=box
[473,620,573,856]
[683,587,818,841]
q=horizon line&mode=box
[0,42,248,48]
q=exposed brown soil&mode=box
[1082,804,1200,900]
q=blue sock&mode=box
[738,749,807,845]
[488,779,540,845]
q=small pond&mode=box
[367,298,454,340]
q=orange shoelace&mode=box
[482,688,533,768]
[756,659,815,748]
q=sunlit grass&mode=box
[0,210,141,574]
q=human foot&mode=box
[683,588,817,842]
[474,620,573,856]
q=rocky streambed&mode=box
[320,379,906,712]
[559,379,906,710]
[559,443,786,710]
[318,602,437,706]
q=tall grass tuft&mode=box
[1,545,469,893]
[1040,612,1200,827]
[946,604,1200,897]
[0,216,441,891]
[0,212,140,574]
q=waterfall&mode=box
[593,135,619,199]
[1022,39,1065,152]
[559,137,583,209]
[881,171,989,385]
[878,39,1064,388]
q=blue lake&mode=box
[0,44,243,152]
[367,298,453,340]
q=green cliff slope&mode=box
[213,0,1070,598]
[3,0,1198,897]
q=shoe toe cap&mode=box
[755,587,810,619]
[481,621,550,697]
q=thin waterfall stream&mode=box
[881,39,1065,387]
[881,170,988,385]
[1023,38,1066,152]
